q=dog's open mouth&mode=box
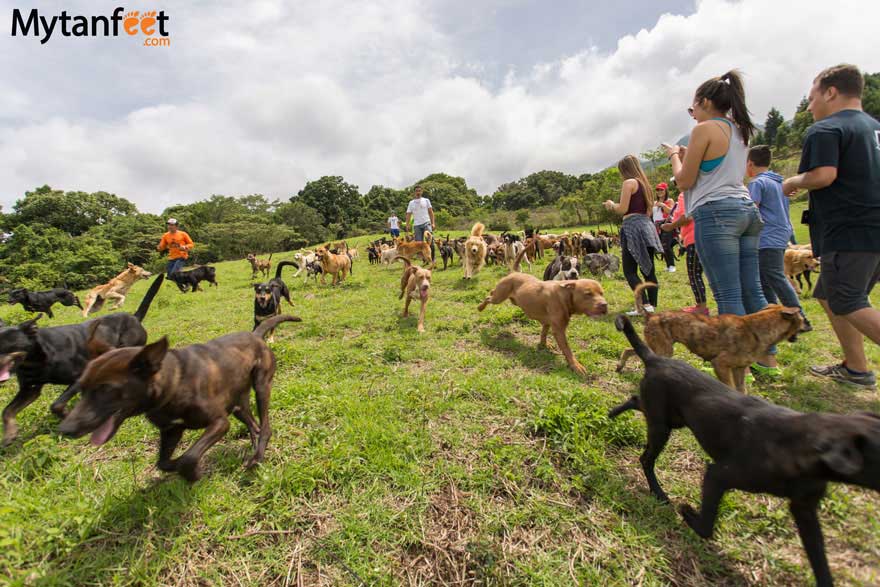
[420,286,430,301]
[0,365,11,383]
[90,412,121,446]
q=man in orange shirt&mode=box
[157,218,194,277]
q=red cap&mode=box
[655,182,668,190]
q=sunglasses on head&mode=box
[687,107,695,116]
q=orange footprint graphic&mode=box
[123,10,140,35]
[140,10,158,35]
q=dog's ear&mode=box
[780,307,800,317]
[86,321,113,358]
[254,284,261,291]
[817,434,864,476]
[130,337,169,378]
[560,282,577,289]
[18,314,42,337]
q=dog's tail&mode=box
[253,314,302,339]
[394,256,413,269]
[509,240,531,273]
[615,314,656,366]
[275,260,298,279]
[268,253,274,261]
[470,222,485,237]
[632,282,658,315]
[133,274,165,322]
[608,395,641,419]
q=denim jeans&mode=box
[693,198,768,317]
[413,222,431,242]
[166,258,186,277]
[758,248,802,310]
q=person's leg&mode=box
[641,257,659,307]
[819,298,870,371]
[844,308,880,346]
[413,223,425,242]
[686,245,708,309]
[738,205,768,315]
[621,244,643,291]
[758,249,779,304]
[693,200,746,316]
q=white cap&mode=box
[167,218,178,225]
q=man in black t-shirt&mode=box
[784,64,880,389]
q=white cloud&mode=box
[0,0,878,212]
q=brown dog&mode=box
[81,263,153,316]
[396,233,434,268]
[58,314,301,482]
[784,248,820,294]
[246,253,273,279]
[477,248,608,376]
[463,223,488,279]
[395,257,431,333]
[617,284,803,392]
[315,245,352,285]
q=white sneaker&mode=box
[625,308,641,316]
[667,266,676,273]
[643,304,655,313]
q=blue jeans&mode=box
[390,228,400,238]
[166,258,186,277]
[758,248,802,310]
[413,222,431,242]
[693,198,768,317]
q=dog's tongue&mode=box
[0,367,10,382]
[90,416,117,446]
[420,287,429,301]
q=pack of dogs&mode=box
[0,224,874,587]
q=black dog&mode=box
[167,265,218,292]
[439,235,454,270]
[0,274,165,445]
[253,261,295,341]
[8,287,82,318]
[543,251,580,281]
[608,314,880,587]
[580,235,608,255]
[367,245,380,265]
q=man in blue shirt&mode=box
[747,146,812,337]
[784,64,880,389]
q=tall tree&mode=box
[292,176,362,231]
[764,107,785,145]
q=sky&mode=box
[1,0,878,213]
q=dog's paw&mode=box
[176,456,203,482]
[571,362,588,377]
[679,504,710,538]
[157,458,177,472]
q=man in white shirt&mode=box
[405,185,435,242]
[387,213,401,238]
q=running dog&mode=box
[293,251,316,278]
[81,263,153,316]
[253,261,295,342]
[0,274,164,445]
[785,248,820,294]
[396,257,432,333]
[616,284,803,392]
[438,236,455,270]
[167,265,218,292]
[315,245,352,285]
[396,233,434,268]
[246,253,273,279]
[381,247,399,267]
[609,314,880,587]
[463,223,488,279]
[8,287,82,318]
[59,314,301,482]
[477,248,608,376]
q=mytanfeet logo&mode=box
[11,7,171,47]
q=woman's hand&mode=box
[603,200,615,210]
[662,143,680,158]
[660,222,674,232]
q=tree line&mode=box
[2,73,877,290]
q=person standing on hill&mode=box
[746,145,812,332]
[663,188,708,315]
[784,64,880,389]
[406,185,435,242]
[653,182,678,272]
[387,212,401,238]
[157,218,194,277]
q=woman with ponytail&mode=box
[604,154,663,314]
[664,70,778,373]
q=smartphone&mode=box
[660,142,674,150]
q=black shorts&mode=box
[813,251,880,315]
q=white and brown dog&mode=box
[395,257,431,333]
[463,223,488,279]
[81,263,153,316]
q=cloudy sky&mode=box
[1,0,878,212]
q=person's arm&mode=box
[782,167,838,196]
[662,215,690,230]
[428,207,435,229]
[405,212,412,231]
[181,232,194,252]
[604,179,635,216]
[157,234,167,252]
[747,178,763,205]
[666,124,710,190]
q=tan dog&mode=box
[315,245,351,285]
[381,247,399,267]
[396,233,434,268]
[477,248,608,376]
[81,263,153,316]
[784,248,820,294]
[395,257,431,333]
[348,247,360,260]
[246,253,272,279]
[463,223,488,279]
[617,284,803,392]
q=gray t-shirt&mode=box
[684,119,751,215]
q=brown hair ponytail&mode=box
[617,155,654,210]
[695,70,754,144]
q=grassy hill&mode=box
[0,212,877,586]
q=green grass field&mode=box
[1,202,878,586]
